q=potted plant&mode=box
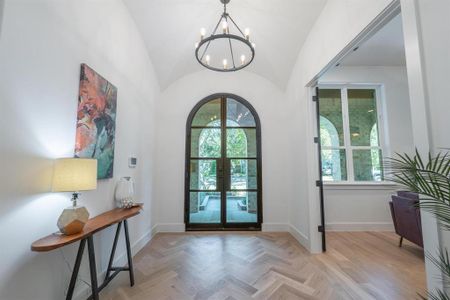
[387,150,450,299]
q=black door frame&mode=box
[314,87,326,252]
[184,93,262,231]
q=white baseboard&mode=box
[326,222,394,232]
[152,223,185,233]
[151,223,159,237]
[288,225,310,251]
[262,223,289,232]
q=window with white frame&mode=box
[319,86,384,182]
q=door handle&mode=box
[216,158,223,191]
[225,159,231,191]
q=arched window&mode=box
[320,116,339,147]
[185,94,262,230]
[320,116,343,181]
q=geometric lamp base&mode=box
[57,206,90,235]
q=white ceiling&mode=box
[340,14,406,67]
[123,0,327,89]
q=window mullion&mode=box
[375,87,387,155]
[341,87,354,181]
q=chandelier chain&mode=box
[200,15,222,61]
[228,37,236,68]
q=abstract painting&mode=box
[75,64,117,179]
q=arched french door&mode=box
[185,94,262,230]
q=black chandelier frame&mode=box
[195,0,255,72]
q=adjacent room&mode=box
[316,13,426,298]
[0,0,449,299]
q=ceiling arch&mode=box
[123,0,327,90]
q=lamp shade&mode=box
[52,158,97,192]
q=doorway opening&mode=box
[185,94,262,230]
[311,7,426,289]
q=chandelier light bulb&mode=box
[200,28,206,39]
[205,55,211,65]
[240,55,246,65]
[222,19,228,33]
[244,28,250,39]
[195,42,199,49]
[223,59,228,69]
[251,42,256,49]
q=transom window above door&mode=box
[318,86,385,182]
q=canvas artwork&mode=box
[75,64,117,179]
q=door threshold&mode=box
[186,227,261,232]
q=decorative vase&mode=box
[115,177,135,208]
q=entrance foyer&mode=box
[99,232,425,299]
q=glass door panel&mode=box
[226,192,258,223]
[229,159,257,190]
[192,98,221,127]
[189,160,218,190]
[226,128,257,158]
[226,158,258,224]
[191,128,221,158]
[226,98,256,127]
[189,192,221,223]
[186,96,261,229]
[189,159,221,223]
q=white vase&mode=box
[115,177,135,208]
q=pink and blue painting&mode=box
[75,64,117,179]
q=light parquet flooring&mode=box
[101,231,425,300]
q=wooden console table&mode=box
[31,206,142,300]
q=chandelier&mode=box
[195,0,255,72]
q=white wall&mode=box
[318,66,414,231]
[286,0,393,252]
[153,70,291,232]
[415,1,450,152]
[0,0,4,37]
[0,1,159,299]
[323,185,396,231]
[400,0,450,294]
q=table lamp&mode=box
[52,158,97,235]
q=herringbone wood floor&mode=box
[101,232,425,300]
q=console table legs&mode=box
[87,236,99,300]
[124,220,135,286]
[66,239,86,300]
[104,221,121,281]
[65,220,135,300]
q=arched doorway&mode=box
[185,94,262,230]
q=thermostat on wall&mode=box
[129,157,137,168]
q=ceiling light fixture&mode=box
[195,0,255,72]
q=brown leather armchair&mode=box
[389,191,423,248]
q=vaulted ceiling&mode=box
[123,0,327,89]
